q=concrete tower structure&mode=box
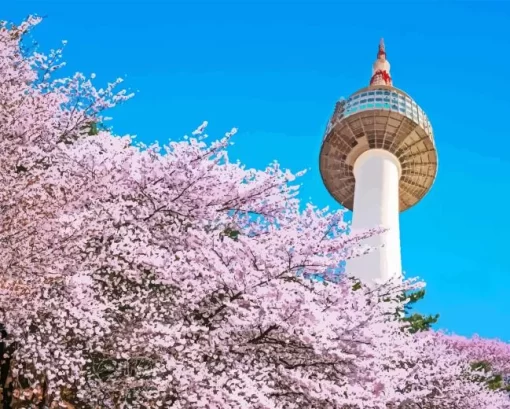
[319,39,437,285]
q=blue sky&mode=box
[5,0,510,341]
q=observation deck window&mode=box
[334,90,434,141]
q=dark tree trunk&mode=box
[0,324,13,409]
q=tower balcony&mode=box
[319,85,438,212]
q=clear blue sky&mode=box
[5,0,510,341]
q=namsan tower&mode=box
[319,39,437,285]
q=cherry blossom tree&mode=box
[0,16,509,409]
[443,333,510,393]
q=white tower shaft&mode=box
[346,149,402,285]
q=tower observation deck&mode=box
[319,39,438,284]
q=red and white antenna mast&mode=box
[370,38,392,86]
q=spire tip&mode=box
[377,38,386,59]
[370,38,392,87]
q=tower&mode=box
[319,39,437,285]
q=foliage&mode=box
[470,361,510,392]
[352,282,439,334]
[0,16,509,409]
[398,289,439,333]
[446,335,510,397]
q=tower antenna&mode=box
[370,38,392,86]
